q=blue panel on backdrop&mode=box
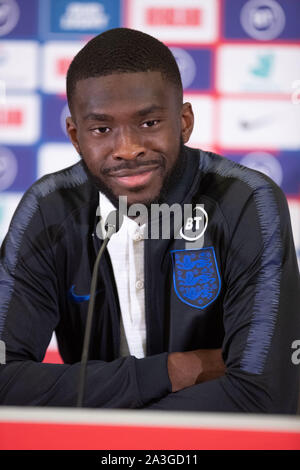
[42,94,70,142]
[40,0,121,38]
[223,0,300,40]
[224,151,300,196]
[0,145,36,192]
[0,0,39,38]
[170,47,213,91]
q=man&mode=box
[0,28,299,412]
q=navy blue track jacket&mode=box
[0,147,299,412]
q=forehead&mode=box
[72,71,180,118]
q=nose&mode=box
[111,127,145,161]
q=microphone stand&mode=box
[76,223,117,408]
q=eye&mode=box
[141,120,160,128]
[92,127,110,134]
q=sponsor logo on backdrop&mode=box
[42,95,70,141]
[59,2,109,30]
[219,98,300,150]
[170,48,196,89]
[0,107,22,126]
[239,113,273,130]
[146,7,202,26]
[43,0,120,37]
[0,95,40,144]
[56,57,71,77]
[240,0,286,40]
[0,0,20,36]
[42,41,82,93]
[250,52,274,78]
[0,146,36,192]
[127,0,217,44]
[218,45,300,94]
[240,151,283,186]
[0,146,17,190]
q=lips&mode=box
[107,164,161,189]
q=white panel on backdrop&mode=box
[0,192,22,246]
[127,0,218,44]
[42,41,84,94]
[37,143,80,179]
[0,94,40,144]
[218,98,300,150]
[217,45,300,94]
[183,94,215,150]
[0,41,39,90]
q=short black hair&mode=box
[66,27,183,114]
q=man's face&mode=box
[66,71,194,206]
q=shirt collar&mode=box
[99,191,145,239]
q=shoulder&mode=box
[196,149,281,195]
[2,162,96,262]
[186,148,291,251]
[191,148,288,220]
[26,160,90,204]
[11,160,95,224]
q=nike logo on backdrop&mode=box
[239,114,273,130]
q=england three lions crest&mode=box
[171,247,221,309]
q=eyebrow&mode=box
[83,112,112,122]
[136,104,167,117]
[83,105,166,122]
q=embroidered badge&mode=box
[170,247,221,309]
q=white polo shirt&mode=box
[99,192,147,359]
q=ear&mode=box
[181,102,194,144]
[66,116,82,156]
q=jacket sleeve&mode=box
[0,189,171,408]
[146,182,300,413]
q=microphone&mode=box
[76,209,123,407]
[104,208,124,237]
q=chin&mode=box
[119,189,162,208]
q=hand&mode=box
[167,348,226,393]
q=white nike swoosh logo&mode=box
[239,114,273,130]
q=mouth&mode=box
[108,164,161,189]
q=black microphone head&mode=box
[104,210,124,237]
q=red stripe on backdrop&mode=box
[0,421,299,450]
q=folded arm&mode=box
[146,184,300,413]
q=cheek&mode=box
[79,138,108,172]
